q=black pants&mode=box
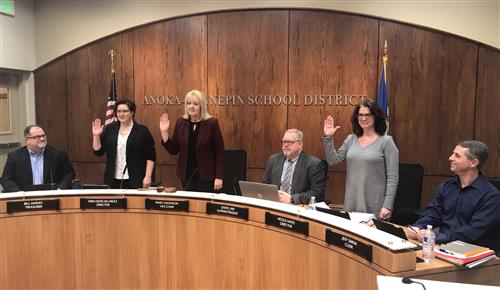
[182,178,215,193]
[111,178,131,189]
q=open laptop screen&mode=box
[238,181,280,202]
[21,183,55,191]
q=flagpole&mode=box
[108,50,115,74]
[383,40,389,132]
[105,50,118,125]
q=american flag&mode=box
[105,72,117,125]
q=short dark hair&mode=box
[24,124,43,138]
[114,99,136,117]
[350,98,387,136]
[457,140,489,170]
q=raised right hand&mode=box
[159,113,170,132]
[92,118,104,136]
[323,115,340,136]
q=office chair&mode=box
[221,149,247,195]
[390,163,424,226]
[488,179,500,191]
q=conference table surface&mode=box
[1,189,498,289]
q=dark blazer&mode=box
[1,145,76,192]
[162,117,224,182]
[262,151,326,204]
[94,121,156,188]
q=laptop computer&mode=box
[238,181,280,202]
[316,207,351,220]
[373,219,409,240]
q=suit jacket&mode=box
[1,145,76,192]
[162,117,224,182]
[94,121,156,188]
[262,151,326,204]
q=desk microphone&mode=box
[50,168,56,190]
[183,168,198,191]
[119,165,128,189]
[402,277,426,290]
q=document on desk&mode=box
[349,212,375,224]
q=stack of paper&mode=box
[434,240,496,268]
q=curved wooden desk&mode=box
[1,190,498,289]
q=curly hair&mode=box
[350,98,387,136]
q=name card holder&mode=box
[206,202,249,220]
[7,199,60,213]
[325,229,373,262]
[145,198,189,212]
[265,212,309,236]
[80,198,127,209]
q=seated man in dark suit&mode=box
[262,128,326,204]
[408,140,500,251]
[0,125,76,192]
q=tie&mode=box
[280,159,294,193]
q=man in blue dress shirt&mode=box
[0,125,75,192]
[407,140,500,251]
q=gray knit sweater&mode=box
[323,134,399,215]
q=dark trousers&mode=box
[182,178,215,193]
[111,178,131,189]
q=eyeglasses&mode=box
[27,134,47,140]
[281,140,302,145]
[357,113,373,118]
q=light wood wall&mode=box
[34,9,500,207]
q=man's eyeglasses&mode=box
[357,113,373,118]
[27,134,47,140]
[281,140,302,145]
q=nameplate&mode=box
[7,199,60,213]
[265,212,309,236]
[80,198,127,209]
[206,202,249,220]
[325,229,372,262]
[145,198,189,212]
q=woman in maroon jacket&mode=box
[159,90,224,192]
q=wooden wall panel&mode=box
[476,47,500,177]
[34,58,67,151]
[133,16,207,166]
[289,11,378,165]
[379,21,477,175]
[66,34,134,163]
[72,162,106,184]
[33,9,499,207]
[207,11,289,168]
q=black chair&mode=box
[488,179,500,191]
[390,163,424,226]
[221,150,247,195]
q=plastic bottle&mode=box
[308,196,316,210]
[422,225,435,263]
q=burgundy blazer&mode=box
[162,117,224,182]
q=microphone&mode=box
[50,168,56,190]
[182,168,198,191]
[119,164,128,189]
[402,277,426,290]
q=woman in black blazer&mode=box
[92,99,156,189]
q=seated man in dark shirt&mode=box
[1,125,75,192]
[407,140,500,251]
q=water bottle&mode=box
[308,196,316,210]
[422,225,435,263]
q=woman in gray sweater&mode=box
[323,98,399,220]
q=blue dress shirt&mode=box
[415,174,500,249]
[29,149,45,185]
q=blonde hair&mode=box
[182,90,212,120]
